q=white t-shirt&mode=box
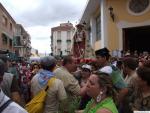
[0,90,27,113]
[99,66,113,74]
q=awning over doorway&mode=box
[2,33,8,44]
[1,33,13,45]
[2,33,9,38]
[0,49,9,54]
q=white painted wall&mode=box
[90,17,96,49]
[79,0,108,50]
[52,27,74,56]
[101,0,108,48]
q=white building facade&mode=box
[51,22,75,56]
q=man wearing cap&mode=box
[95,47,128,104]
[0,59,27,113]
[31,56,67,113]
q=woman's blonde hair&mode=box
[93,72,118,102]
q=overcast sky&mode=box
[1,0,87,54]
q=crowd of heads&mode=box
[0,47,150,112]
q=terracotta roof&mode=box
[51,26,74,32]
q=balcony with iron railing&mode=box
[65,49,71,55]
[57,39,62,42]
[13,36,24,47]
[57,45,61,50]
[66,39,71,43]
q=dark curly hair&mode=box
[123,57,138,70]
[143,60,150,68]
[136,67,150,87]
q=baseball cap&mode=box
[95,47,110,57]
[40,56,56,67]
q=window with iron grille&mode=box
[2,16,7,27]
[10,23,13,31]
[9,39,12,47]
[2,34,8,45]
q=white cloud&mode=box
[26,26,51,53]
[31,38,50,54]
[1,0,41,14]
[26,26,51,38]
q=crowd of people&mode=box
[0,47,150,113]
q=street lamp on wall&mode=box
[108,6,115,22]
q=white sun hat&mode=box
[82,64,92,71]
